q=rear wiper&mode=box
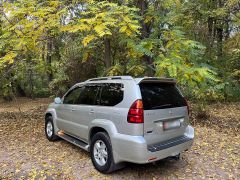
[151,104,173,109]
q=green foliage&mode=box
[0,0,239,102]
[155,30,214,86]
[62,1,141,46]
[1,0,66,63]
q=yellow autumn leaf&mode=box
[82,35,96,47]
[0,51,17,64]
[49,1,60,7]
[94,24,106,37]
[125,28,133,36]
[144,15,153,23]
[123,16,131,22]
[119,26,127,33]
[82,52,89,62]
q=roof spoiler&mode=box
[136,77,177,84]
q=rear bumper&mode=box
[112,125,194,164]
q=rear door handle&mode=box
[71,108,76,111]
[89,109,94,114]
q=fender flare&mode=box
[45,108,59,134]
[88,119,118,143]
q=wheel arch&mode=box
[88,119,118,144]
[45,112,52,121]
[89,127,108,143]
[45,109,59,134]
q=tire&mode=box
[90,132,118,173]
[45,116,59,141]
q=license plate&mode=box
[163,120,181,130]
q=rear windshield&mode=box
[139,83,186,110]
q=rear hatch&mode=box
[139,80,188,146]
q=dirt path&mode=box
[0,99,239,179]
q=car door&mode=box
[72,84,101,140]
[56,86,83,134]
[93,83,124,133]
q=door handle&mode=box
[89,109,94,114]
[71,108,76,111]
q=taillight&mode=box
[184,98,190,115]
[127,99,144,123]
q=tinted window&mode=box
[100,83,123,106]
[77,84,100,105]
[63,87,82,104]
[140,83,186,110]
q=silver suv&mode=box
[45,76,194,173]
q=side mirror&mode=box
[54,97,62,104]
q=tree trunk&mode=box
[216,27,223,57]
[46,40,53,82]
[208,17,213,45]
[28,68,34,99]
[104,37,111,69]
[216,0,224,58]
[137,0,150,39]
[16,83,26,97]
[137,0,155,76]
[225,23,229,40]
[207,17,214,58]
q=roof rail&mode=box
[86,76,133,82]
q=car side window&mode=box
[100,83,123,106]
[77,84,100,105]
[63,87,83,104]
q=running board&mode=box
[58,131,89,151]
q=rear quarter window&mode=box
[139,83,186,110]
[100,83,123,106]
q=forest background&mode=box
[0,0,240,108]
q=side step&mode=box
[58,131,89,151]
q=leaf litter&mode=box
[0,98,239,179]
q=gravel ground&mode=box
[0,98,239,179]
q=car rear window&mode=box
[100,83,123,106]
[77,84,100,105]
[139,83,186,110]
